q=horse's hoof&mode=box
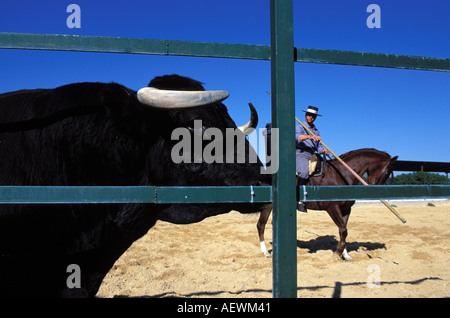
[342,255,353,261]
[341,249,353,261]
[335,249,353,261]
[260,242,271,258]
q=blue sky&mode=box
[0,0,449,167]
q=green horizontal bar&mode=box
[166,40,271,60]
[154,186,271,204]
[0,32,270,61]
[0,186,155,204]
[0,186,272,204]
[296,47,450,72]
[1,33,449,72]
[0,185,448,204]
[300,185,450,202]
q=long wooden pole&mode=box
[294,116,406,223]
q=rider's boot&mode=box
[297,177,308,213]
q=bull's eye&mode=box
[187,125,207,133]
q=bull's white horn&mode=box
[238,102,259,136]
[137,87,229,109]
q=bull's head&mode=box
[136,81,257,136]
[133,75,270,222]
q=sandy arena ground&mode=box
[97,201,449,298]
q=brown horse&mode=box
[257,148,398,261]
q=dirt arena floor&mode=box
[97,201,449,298]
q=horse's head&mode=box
[339,149,398,185]
[366,154,398,185]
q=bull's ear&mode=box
[0,108,98,133]
[0,89,101,133]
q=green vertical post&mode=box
[270,0,297,298]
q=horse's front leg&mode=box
[327,204,353,261]
[337,226,353,261]
[257,204,272,257]
[339,208,353,261]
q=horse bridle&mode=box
[328,156,393,185]
[369,159,393,185]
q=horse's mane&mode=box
[338,148,391,160]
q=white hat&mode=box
[301,105,322,116]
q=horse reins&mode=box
[370,159,392,185]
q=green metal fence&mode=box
[0,185,448,205]
[1,0,449,298]
[1,32,449,71]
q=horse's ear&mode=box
[391,156,399,163]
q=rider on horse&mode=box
[295,105,329,212]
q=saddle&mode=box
[308,153,326,177]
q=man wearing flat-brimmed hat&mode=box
[295,105,329,212]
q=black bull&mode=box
[0,75,270,297]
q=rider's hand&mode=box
[320,149,330,156]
